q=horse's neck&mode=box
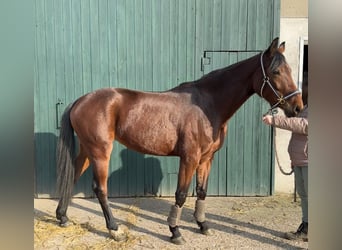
[197,56,260,123]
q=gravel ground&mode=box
[34,193,308,249]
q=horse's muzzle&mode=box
[284,104,303,117]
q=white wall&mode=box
[275,18,308,193]
[280,18,308,86]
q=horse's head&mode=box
[257,38,303,117]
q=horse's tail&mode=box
[56,103,76,205]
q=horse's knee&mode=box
[196,187,207,200]
[175,190,187,207]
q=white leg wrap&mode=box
[194,199,206,222]
[167,205,183,227]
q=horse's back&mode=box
[69,87,179,153]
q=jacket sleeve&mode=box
[272,116,308,135]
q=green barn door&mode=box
[202,51,274,196]
[35,0,279,198]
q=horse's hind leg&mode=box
[194,159,213,235]
[91,144,126,241]
[56,145,90,226]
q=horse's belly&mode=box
[116,119,178,156]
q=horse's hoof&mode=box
[170,236,186,245]
[59,220,71,227]
[197,221,213,236]
[109,226,127,242]
[57,215,70,227]
[59,217,71,227]
[201,228,214,236]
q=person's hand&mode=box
[262,115,273,125]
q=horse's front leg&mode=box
[194,159,213,235]
[194,125,226,235]
[167,157,197,245]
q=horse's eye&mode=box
[273,70,280,75]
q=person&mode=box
[262,71,308,241]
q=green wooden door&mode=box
[34,0,279,197]
[202,51,274,196]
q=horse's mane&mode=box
[174,51,287,90]
[198,53,260,82]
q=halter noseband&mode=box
[260,51,301,111]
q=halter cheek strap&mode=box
[260,51,301,110]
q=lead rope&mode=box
[265,109,297,201]
[273,126,294,175]
[267,109,294,175]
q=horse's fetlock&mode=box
[169,225,181,238]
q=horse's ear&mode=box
[266,37,279,56]
[278,41,285,53]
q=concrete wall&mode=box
[274,0,308,193]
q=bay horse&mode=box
[56,38,303,244]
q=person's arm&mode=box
[262,115,308,135]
